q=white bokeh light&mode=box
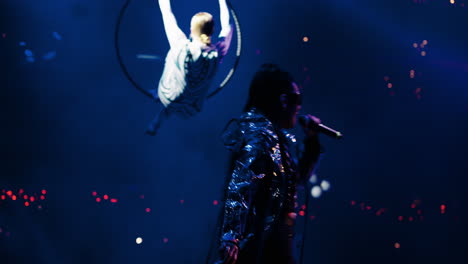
[309,174,318,184]
[136,237,143,244]
[320,180,331,191]
[311,186,322,198]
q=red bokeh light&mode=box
[440,204,446,214]
[24,201,30,207]
[376,209,385,216]
[19,189,24,194]
[40,195,45,200]
[146,208,151,213]
[12,195,17,201]
[92,191,97,196]
[299,211,305,216]
[350,200,356,206]
[213,200,219,206]
[1,195,5,200]
[6,190,12,196]
[41,190,47,195]
[360,202,365,210]
[394,242,401,249]
[96,197,101,202]
[30,196,35,202]
[23,195,28,200]
[103,195,109,200]
[398,216,404,221]
[110,198,118,203]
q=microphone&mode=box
[298,115,343,139]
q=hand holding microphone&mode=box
[298,114,343,139]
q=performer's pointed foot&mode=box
[145,127,158,136]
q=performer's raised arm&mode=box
[158,0,187,48]
[217,0,233,57]
[219,0,231,38]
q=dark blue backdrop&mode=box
[1,0,467,263]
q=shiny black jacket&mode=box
[220,109,321,249]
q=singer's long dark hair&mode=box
[244,63,296,116]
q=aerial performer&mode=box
[146,0,233,135]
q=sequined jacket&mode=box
[220,109,321,248]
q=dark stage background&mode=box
[1,0,467,263]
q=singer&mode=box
[214,64,324,264]
[146,0,233,135]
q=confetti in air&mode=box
[42,51,57,61]
[136,54,161,60]
[24,49,33,57]
[52,31,62,41]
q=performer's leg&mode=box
[146,108,170,136]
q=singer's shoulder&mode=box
[222,111,278,153]
[241,117,278,152]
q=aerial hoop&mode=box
[114,0,242,101]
